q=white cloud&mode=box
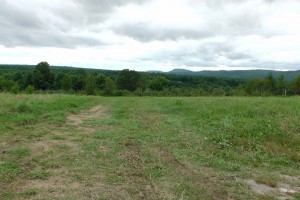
[0,0,300,71]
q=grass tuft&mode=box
[14,103,33,113]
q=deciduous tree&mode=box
[61,74,72,91]
[85,74,96,95]
[117,69,140,91]
[103,77,116,96]
[33,62,54,90]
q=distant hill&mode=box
[1,64,299,81]
[168,69,196,75]
[167,68,300,81]
[146,70,163,73]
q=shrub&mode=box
[10,84,20,94]
[25,85,35,94]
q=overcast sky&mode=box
[1,0,300,71]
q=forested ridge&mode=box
[168,68,300,81]
[0,62,300,96]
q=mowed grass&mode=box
[0,94,299,199]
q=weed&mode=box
[20,189,38,196]
[0,161,23,182]
[7,147,30,157]
[14,103,33,113]
[84,142,98,151]
[49,134,66,140]
[105,174,125,184]
[0,192,15,200]
[30,170,51,180]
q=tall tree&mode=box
[95,74,106,90]
[276,74,287,95]
[24,72,34,88]
[149,76,169,91]
[61,74,72,91]
[290,74,300,95]
[103,77,116,96]
[0,75,16,91]
[246,78,265,95]
[264,72,276,94]
[72,69,86,91]
[117,69,141,91]
[85,74,96,95]
[33,62,54,90]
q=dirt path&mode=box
[28,105,107,155]
[66,105,106,133]
[244,176,300,199]
[17,105,115,199]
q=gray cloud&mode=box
[110,0,262,42]
[0,0,148,48]
[0,29,103,48]
[112,23,214,42]
[0,1,43,29]
[0,2,103,48]
[0,0,300,70]
[74,0,148,12]
[61,0,150,25]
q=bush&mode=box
[25,85,35,94]
[11,84,20,94]
[134,88,143,96]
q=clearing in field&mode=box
[0,94,299,199]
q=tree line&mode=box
[246,73,300,96]
[0,62,299,96]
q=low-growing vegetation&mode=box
[0,94,299,199]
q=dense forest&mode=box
[167,68,300,81]
[0,62,300,96]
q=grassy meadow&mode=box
[0,94,299,199]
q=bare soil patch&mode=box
[29,140,79,157]
[65,105,110,134]
[245,178,300,199]
[66,105,104,125]
[28,105,107,156]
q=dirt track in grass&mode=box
[18,105,117,199]
[1,96,300,200]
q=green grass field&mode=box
[0,94,299,199]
